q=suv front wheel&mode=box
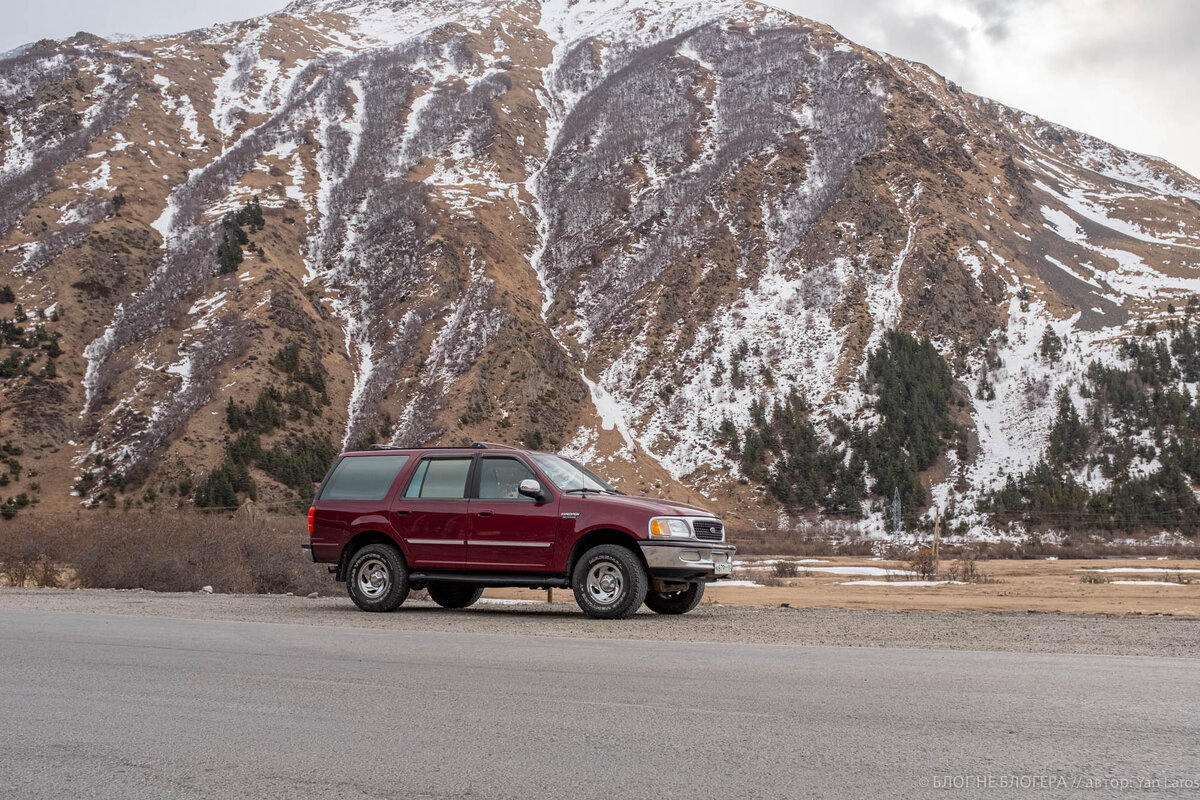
[347,543,410,612]
[572,544,648,620]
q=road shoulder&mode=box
[2,587,1198,658]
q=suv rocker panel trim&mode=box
[465,540,552,547]
[408,571,570,587]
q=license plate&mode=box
[714,562,732,576]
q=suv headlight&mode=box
[649,517,693,538]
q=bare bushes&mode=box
[943,550,998,584]
[730,520,870,555]
[0,513,326,595]
[772,561,799,578]
[1,551,62,588]
[975,534,1196,560]
[908,548,937,579]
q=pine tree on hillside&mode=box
[862,331,959,520]
[1046,388,1089,468]
[1039,327,1064,362]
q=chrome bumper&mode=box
[638,541,736,579]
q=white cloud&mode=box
[774,0,1200,178]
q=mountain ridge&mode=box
[2,0,1198,536]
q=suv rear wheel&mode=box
[428,583,484,609]
[644,581,705,615]
[347,543,409,612]
[572,544,648,620]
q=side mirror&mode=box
[518,478,547,503]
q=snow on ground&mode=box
[1077,567,1200,574]
[945,289,1128,536]
[704,580,764,588]
[841,580,966,587]
[803,566,915,577]
[152,74,205,149]
[866,184,921,352]
[735,558,831,567]
[82,160,112,192]
[1065,132,1200,206]
[1041,204,1200,298]
[475,597,540,605]
[1109,581,1189,587]
[1036,177,1200,252]
[582,376,636,451]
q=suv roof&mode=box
[344,442,526,455]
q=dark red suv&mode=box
[303,444,734,619]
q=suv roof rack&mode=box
[363,442,513,451]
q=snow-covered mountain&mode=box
[2,0,1199,530]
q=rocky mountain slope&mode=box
[2,0,1198,534]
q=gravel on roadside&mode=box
[2,587,1198,658]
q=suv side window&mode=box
[478,457,537,501]
[404,457,472,499]
[320,455,409,501]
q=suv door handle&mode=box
[394,510,409,516]
[476,511,492,517]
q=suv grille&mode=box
[693,520,723,542]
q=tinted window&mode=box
[478,458,536,501]
[404,459,429,498]
[320,456,409,501]
[405,457,472,499]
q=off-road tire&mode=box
[644,581,705,615]
[428,583,484,609]
[572,544,648,620]
[347,543,410,612]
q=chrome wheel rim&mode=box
[586,560,623,605]
[357,557,390,600]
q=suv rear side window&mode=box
[404,457,473,499]
[320,455,409,501]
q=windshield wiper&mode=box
[564,487,603,494]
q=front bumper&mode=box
[638,541,736,581]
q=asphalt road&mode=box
[1,609,1196,799]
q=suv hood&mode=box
[570,492,716,518]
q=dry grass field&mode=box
[2,514,1198,616]
[489,556,1200,616]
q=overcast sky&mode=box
[5,0,1197,177]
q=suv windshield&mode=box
[529,453,618,494]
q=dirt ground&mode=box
[4,585,1199,656]
[487,556,1200,616]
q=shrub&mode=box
[909,547,937,579]
[0,513,325,594]
[772,561,798,578]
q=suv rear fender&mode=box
[336,530,406,582]
[566,528,647,577]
